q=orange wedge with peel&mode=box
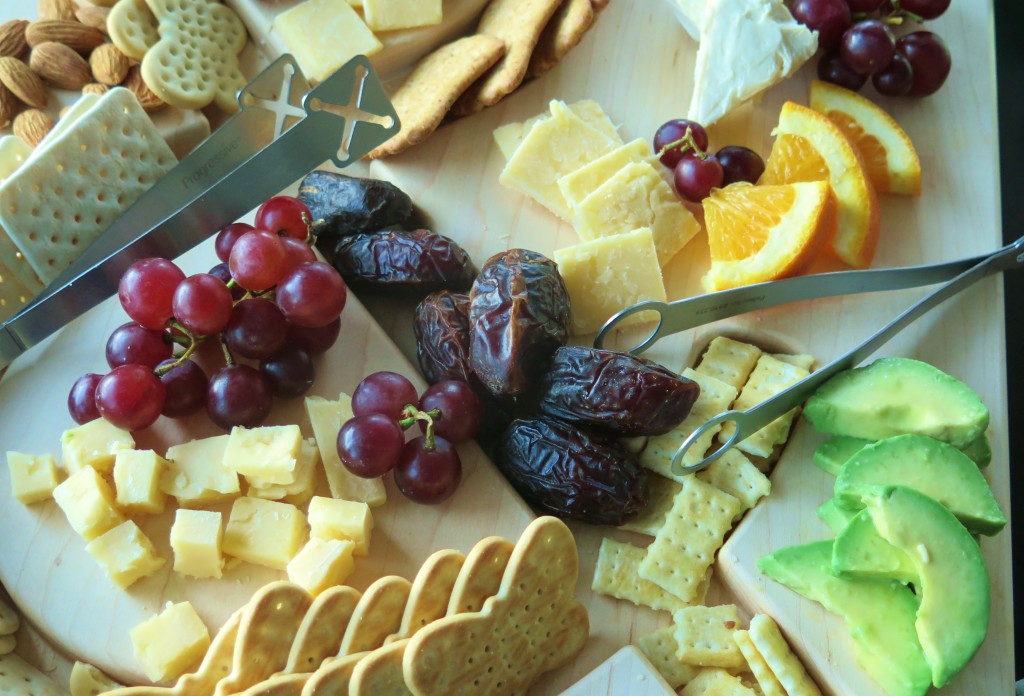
[809,80,921,196]
[760,101,880,269]
[701,181,837,292]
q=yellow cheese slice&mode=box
[273,0,383,83]
[558,137,654,211]
[363,0,442,32]
[305,395,387,507]
[161,435,241,508]
[493,99,622,161]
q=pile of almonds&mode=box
[0,0,165,148]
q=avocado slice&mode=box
[960,433,992,468]
[817,498,857,535]
[865,486,990,687]
[759,540,930,696]
[803,358,989,448]
[832,509,919,585]
[834,434,1006,536]
[813,436,872,475]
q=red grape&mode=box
[255,196,312,241]
[106,322,172,369]
[337,414,404,478]
[172,274,234,336]
[872,52,914,96]
[846,0,885,11]
[275,261,347,328]
[818,50,868,90]
[896,31,951,96]
[287,317,341,355]
[215,222,254,263]
[224,298,288,360]
[118,258,184,330]
[791,0,851,49]
[260,346,314,398]
[419,380,481,444]
[280,236,317,276]
[716,146,766,186]
[95,364,165,431]
[394,436,462,505]
[899,0,950,20]
[157,358,208,418]
[352,371,418,420]
[208,263,245,300]
[68,373,103,424]
[207,364,272,430]
[653,119,709,168]
[673,153,724,201]
[229,230,288,292]
[841,20,895,76]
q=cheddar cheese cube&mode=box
[170,509,224,579]
[553,227,668,335]
[273,0,382,83]
[558,138,655,211]
[247,438,319,506]
[161,436,240,508]
[286,537,356,596]
[7,451,59,504]
[363,0,442,31]
[130,602,210,683]
[53,466,125,540]
[60,418,135,475]
[308,496,373,557]
[113,450,168,515]
[85,520,165,588]
[223,497,308,570]
[225,425,302,486]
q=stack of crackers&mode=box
[369,0,608,158]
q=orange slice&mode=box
[809,80,921,196]
[760,101,880,269]
[702,181,837,292]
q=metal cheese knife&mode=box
[0,54,399,370]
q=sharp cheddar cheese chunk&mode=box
[113,450,168,515]
[6,451,59,504]
[161,436,240,508]
[286,537,356,596]
[170,509,224,579]
[224,425,303,486]
[223,497,308,570]
[85,520,165,589]
[494,99,622,161]
[273,0,383,83]
[558,138,655,211]
[53,466,125,541]
[130,602,210,683]
[363,0,442,31]
[247,438,319,507]
[305,395,386,507]
[572,160,700,267]
[308,496,373,556]
[60,418,135,475]
[554,227,668,335]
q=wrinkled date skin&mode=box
[299,170,415,238]
[538,346,701,436]
[324,229,477,293]
[469,249,570,403]
[497,417,647,525]
[414,291,473,384]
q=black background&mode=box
[994,0,1023,678]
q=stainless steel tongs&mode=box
[593,235,1024,476]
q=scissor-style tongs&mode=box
[594,235,1024,476]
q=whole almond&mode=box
[26,20,105,55]
[38,0,77,22]
[0,20,30,59]
[29,42,92,91]
[75,6,112,35]
[124,65,165,112]
[89,43,129,85]
[0,83,17,128]
[0,56,48,108]
[82,82,109,96]
[12,108,54,148]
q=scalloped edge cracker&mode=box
[303,651,370,694]
[284,585,362,675]
[636,625,701,689]
[733,629,786,696]
[618,473,682,536]
[0,595,18,635]
[592,537,691,613]
[528,0,595,78]
[747,615,823,696]
[696,448,771,517]
[108,0,158,60]
[672,605,745,669]
[70,661,123,696]
[446,536,515,615]
[338,576,412,656]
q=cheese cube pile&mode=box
[496,100,700,335]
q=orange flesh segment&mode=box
[823,109,891,193]
[707,185,796,261]
[760,134,828,185]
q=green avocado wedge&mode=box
[835,435,1006,536]
[813,436,873,475]
[803,358,989,448]
[865,486,990,687]
[758,540,930,696]
[817,498,858,535]
[833,510,919,585]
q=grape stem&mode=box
[155,325,200,376]
[886,1,922,23]
[658,127,710,161]
[220,338,235,366]
[398,404,442,450]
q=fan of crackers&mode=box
[102,516,588,696]
[368,0,609,159]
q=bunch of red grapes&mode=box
[338,372,481,505]
[653,119,766,202]
[793,0,953,97]
[67,196,348,433]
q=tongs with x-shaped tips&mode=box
[594,235,1024,476]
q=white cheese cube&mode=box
[170,509,224,579]
[286,537,356,596]
[273,0,383,83]
[308,496,373,556]
[6,451,59,504]
[53,466,124,540]
[130,602,210,683]
[113,450,168,515]
[85,520,165,589]
[60,418,135,475]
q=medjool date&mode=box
[469,249,570,402]
[414,291,472,384]
[299,170,414,238]
[497,417,646,525]
[323,229,476,293]
[538,346,701,436]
